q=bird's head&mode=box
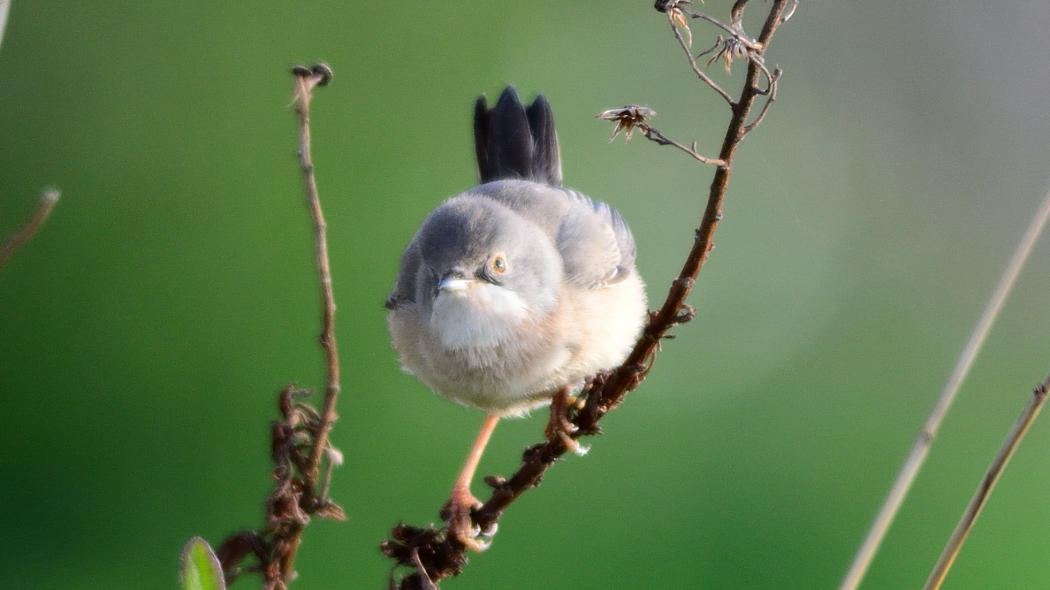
[414,195,562,350]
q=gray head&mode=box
[413,194,563,321]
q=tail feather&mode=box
[474,86,563,186]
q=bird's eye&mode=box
[490,253,508,274]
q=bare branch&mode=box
[837,184,1050,590]
[291,62,340,496]
[596,104,723,165]
[665,10,735,105]
[642,124,725,166]
[743,66,781,133]
[0,0,11,51]
[0,188,59,269]
[382,1,793,587]
[923,374,1050,590]
[215,63,342,590]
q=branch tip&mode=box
[0,187,61,269]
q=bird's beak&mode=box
[437,277,473,292]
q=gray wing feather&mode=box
[470,181,636,289]
[557,189,637,288]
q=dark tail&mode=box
[473,85,562,187]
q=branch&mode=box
[381,2,792,587]
[923,373,1050,590]
[0,188,59,269]
[664,7,735,105]
[214,63,345,590]
[292,62,341,497]
[0,0,11,51]
[837,182,1050,590]
[595,105,725,166]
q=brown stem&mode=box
[382,2,791,587]
[641,123,725,166]
[0,188,59,269]
[216,64,342,590]
[667,10,735,106]
[292,63,341,494]
[277,62,340,584]
[923,374,1050,590]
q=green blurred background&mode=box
[2,1,1049,588]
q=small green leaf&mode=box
[180,537,226,590]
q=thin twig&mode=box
[642,124,726,166]
[922,374,1050,590]
[688,10,744,39]
[667,10,735,106]
[0,0,11,51]
[292,63,340,494]
[381,2,791,587]
[0,188,59,269]
[837,184,1050,590]
[278,62,340,584]
[742,66,780,133]
[214,63,342,590]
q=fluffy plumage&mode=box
[386,86,646,416]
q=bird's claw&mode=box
[444,487,491,551]
[546,389,589,455]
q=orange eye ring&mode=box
[490,253,507,274]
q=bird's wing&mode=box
[557,189,637,288]
[471,180,637,290]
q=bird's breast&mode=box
[428,283,530,352]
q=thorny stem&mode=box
[837,183,1050,590]
[922,374,1050,590]
[0,188,59,269]
[382,1,791,587]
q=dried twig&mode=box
[0,0,11,51]
[596,105,725,166]
[0,188,59,269]
[665,8,735,105]
[837,184,1050,590]
[922,374,1050,590]
[381,1,792,587]
[215,63,344,590]
[291,62,341,497]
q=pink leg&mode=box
[446,413,500,551]
[545,386,587,455]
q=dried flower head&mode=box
[596,105,659,143]
[655,0,696,47]
[703,36,750,73]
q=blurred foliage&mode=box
[181,538,226,590]
[1,1,1049,589]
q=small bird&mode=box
[386,86,646,550]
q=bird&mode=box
[386,86,647,550]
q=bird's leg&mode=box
[444,413,500,551]
[545,386,588,455]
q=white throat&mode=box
[429,282,530,351]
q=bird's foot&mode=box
[546,388,589,455]
[442,485,492,551]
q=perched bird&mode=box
[386,86,646,550]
